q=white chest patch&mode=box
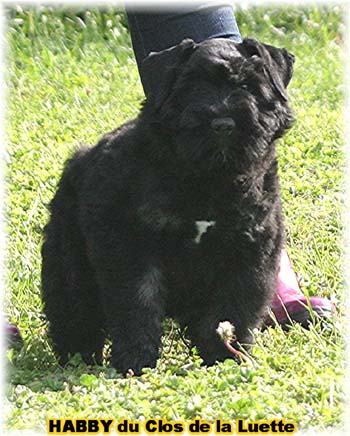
[194,220,216,244]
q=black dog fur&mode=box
[41,38,295,374]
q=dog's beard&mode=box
[174,130,234,172]
[174,125,269,174]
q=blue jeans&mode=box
[126,4,241,95]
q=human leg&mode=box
[126,4,241,95]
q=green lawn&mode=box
[5,5,346,433]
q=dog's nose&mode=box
[211,117,235,135]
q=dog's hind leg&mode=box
[42,176,105,365]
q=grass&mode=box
[4,5,346,433]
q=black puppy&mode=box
[42,38,295,374]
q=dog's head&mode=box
[142,38,295,171]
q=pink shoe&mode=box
[5,321,23,348]
[265,250,336,329]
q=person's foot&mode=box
[5,322,23,349]
[265,250,336,329]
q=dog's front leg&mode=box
[91,247,165,375]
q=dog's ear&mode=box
[142,38,197,108]
[239,38,295,101]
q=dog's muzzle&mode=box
[211,117,235,136]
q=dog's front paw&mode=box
[112,347,159,376]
